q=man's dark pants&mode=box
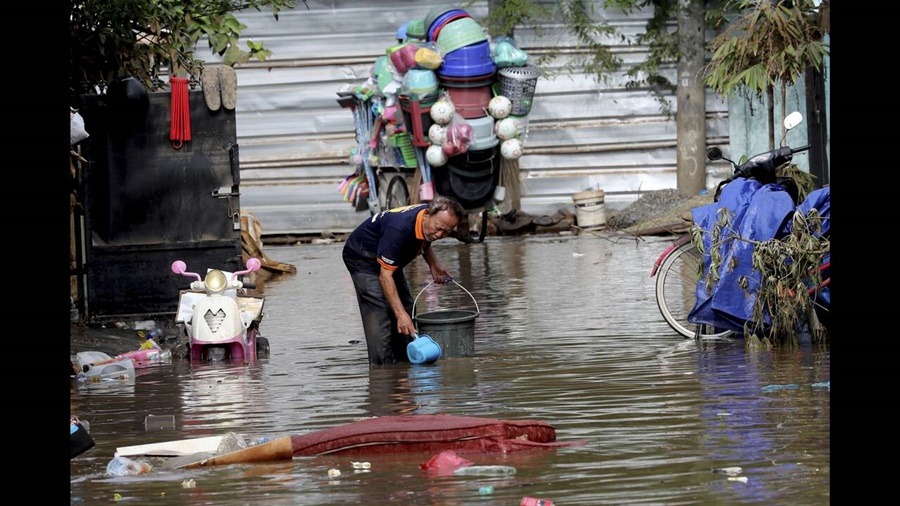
[344,258,414,365]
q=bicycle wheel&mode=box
[385,175,410,211]
[655,241,734,339]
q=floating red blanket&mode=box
[178,414,585,469]
[290,413,583,456]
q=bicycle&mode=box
[652,111,829,340]
[651,234,735,339]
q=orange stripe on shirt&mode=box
[415,209,426,240]
[378,258,398,271]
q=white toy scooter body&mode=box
[172,258,268,363]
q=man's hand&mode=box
[397,312,416,336]
[430,264,453,284]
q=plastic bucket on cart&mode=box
[437,40,497,78]
[444,84,492,119]
[466,115,497,150]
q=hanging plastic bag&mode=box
[442,114,473,157]
[414,43,443,70]
[70,108,89,145]
[493,40,528,68]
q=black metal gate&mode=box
[75,89,243,323]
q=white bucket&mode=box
[572,189,606,230]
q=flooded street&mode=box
[70,233,830,505]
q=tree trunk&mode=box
[675,0,707,195]
[805,66,829,187]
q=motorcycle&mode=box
[652,111,830,340]
[171,257,270,362]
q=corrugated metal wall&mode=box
[210,0,731,235]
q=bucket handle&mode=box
[412,279,480,320]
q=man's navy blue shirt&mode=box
[342,204,429,275]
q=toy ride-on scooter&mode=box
[171,257,269,363]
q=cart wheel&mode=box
[385,175,409,211]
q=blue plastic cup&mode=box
[408,333,442,364]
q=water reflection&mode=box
[71,234,829,505]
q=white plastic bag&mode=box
[70,108,89,145]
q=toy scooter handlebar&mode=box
[230,258,262,281]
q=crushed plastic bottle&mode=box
[216,432,248,454]
[106,456,152,476]
[251,436,272,446]
[452,465,517,476]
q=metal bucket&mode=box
[413,280,480,358]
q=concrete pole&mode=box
[676,0,707,196]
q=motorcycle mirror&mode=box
[783,111,803,130]
[171,260,187,275]
[706,146,724,161]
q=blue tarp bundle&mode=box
[688,180,830,333]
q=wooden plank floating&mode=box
[117,435,225,457]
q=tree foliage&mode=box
[481,0,622,83]
[69,0,305,99]
[704,0,829,97]
[703,0,829,147]
[481,0,829,121]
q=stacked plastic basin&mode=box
[424,6,500,209]
[427,7,496,122]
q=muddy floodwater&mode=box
[70,233,830,505]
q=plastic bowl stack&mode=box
[425,5,469,40]
[403,69,438,100]
[435,17,487,55]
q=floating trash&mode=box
[761,384,800,392]
[713,466,743,476]
[453,465,517,476]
